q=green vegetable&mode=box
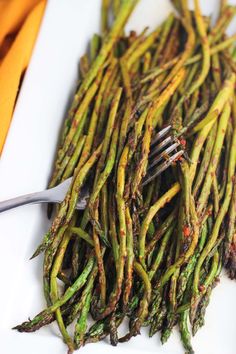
[14,1,236,353]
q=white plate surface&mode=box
[0,1,236,353]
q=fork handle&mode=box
[0,191,51,213]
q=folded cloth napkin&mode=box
[0,0,47,154]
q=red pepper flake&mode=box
[174,155,184,163]
[179,138,186,147]
[212,67,220,73]
[183,225,191,237]
[199,284,205,292]
[120,230,125,237]
[72,120,78,129]
[208,209,212,216]
[230,242,236,253]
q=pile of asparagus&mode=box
[14,1,236,353]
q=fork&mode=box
[0,125,184,213]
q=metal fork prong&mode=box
[143,150,184,186]
[147,142,180,171]
[149,136,173,159]
[151,125,172,147]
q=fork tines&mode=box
[142,125,184,186]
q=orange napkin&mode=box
[0,0,47,154]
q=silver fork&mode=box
[143,125,184,186]
[0,177,90,213]
[0,125,184,213]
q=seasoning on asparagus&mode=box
[14,1,236,353]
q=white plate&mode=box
[0,1,236,353]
